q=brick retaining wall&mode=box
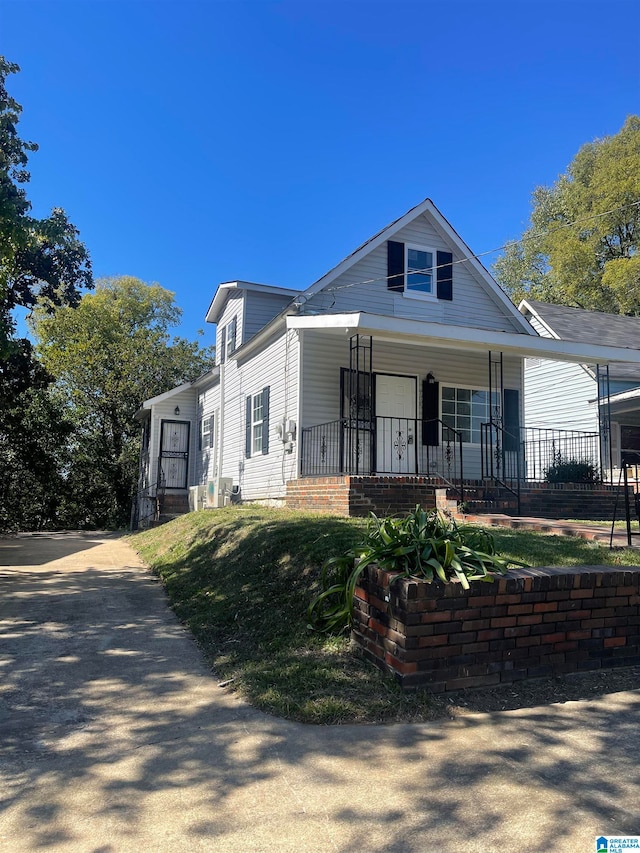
[517,485,622,520]
[286,476,438,516]
[353,565,640,692]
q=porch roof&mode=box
[286,311,640,366]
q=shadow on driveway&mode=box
[1,535,639,852]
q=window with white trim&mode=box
[405,244,435,294]
[200,415,213,450]
[245,386,270,457]
[252,393,264,454]
[441,386,499,444]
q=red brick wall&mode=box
[353,565,640,692]
[286,476,438,516]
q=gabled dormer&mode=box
[297,198,533,335]
[205,281,300,364]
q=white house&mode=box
[134,199,640,524]
[519,299,640,476]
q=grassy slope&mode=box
[128,506,640,724]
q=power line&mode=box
[321,199,640,294]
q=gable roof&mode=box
[520,300,640,382]
[205,280,300,325]
[296,197,534,334]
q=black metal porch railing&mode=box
[480,422,522,512]
[521,426,601,483]
[300,417,465,499]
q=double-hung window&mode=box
[387,240,453,300]
[406,245,434,295]
[217,316,238,365]
[245,386,270,457]
[200,415,213,451]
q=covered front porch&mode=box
[289,310,640,518]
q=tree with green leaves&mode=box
[31,277,215,528]
[0,57,92,382]
[0,56,93,531]
[493,116,640,314]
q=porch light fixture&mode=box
[426,372,436,384]
[174,406,180,417]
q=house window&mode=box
[227,316,237,358]
[200,415,213,451]
[245,386,270,457]
[387,241,453,300]
[218,326,227,365]
[406,245,434,294]
[252,393,264,454]
[442,386,499,444]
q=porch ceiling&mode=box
[287,311,640,366]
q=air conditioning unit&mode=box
[206,478,233,508]
[188,485,206,512]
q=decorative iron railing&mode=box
[130,477,166,531]
[480,422,522,512]
[521,427,601,483]
[300,417,464,499]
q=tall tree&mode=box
[32,277,215,527]
[493,116,640,313]
[0,56,92,531]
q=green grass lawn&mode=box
[128,506,640,725]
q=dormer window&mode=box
[406,245,434,294]
[387,240,453,301]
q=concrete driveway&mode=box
[1,532,639,852]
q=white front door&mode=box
[375,374,417,474]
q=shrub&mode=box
[544,453,599,484]
[307,506,522,633]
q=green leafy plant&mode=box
[544,450,599,484]
[307,506,522,633]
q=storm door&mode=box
[159,420,190,489]
[375,374,417,474]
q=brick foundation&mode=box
[286,476,439,516]
[353,565,640,692]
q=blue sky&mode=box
[3,0,639,347]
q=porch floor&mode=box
[458,511,640,549]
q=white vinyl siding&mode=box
[300,330,522,479]
[524,358,599,433]
[243,290,295,342]
[217,292,245,358]
[219,329,300,500]
[302,213,524,333]
[146,388,199,489]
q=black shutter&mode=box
[261,386,270,455]
[219,326,226,364]
[209,415,214,449]
[436,251,453,301]
[422,379,440,446]
[387,241,405,292]
[245,396,252,457]
[198,419,202,451]
[503,389,520,452]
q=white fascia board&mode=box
[192,366,220,390]
[286,312,640,365]
[518,300,562,339]
[297,198,534,335]
[205,281,300,324]
[135,381,195,418]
